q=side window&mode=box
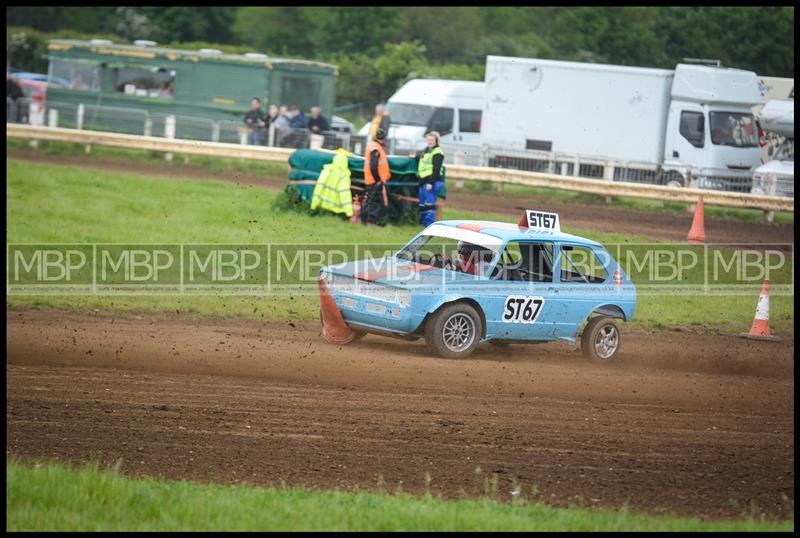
[49,58,101,91]
[116,67,175,97]
[428,107,454,136]
[281,76,320,112]
[492,241,553,282]
[458,109,481,133]
[679,111,705,148]
[559,245,607,284]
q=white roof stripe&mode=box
[422,223,504,252]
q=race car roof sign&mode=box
[518,210,560,232]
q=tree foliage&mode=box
[6,6,793,111]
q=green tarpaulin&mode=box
[287,149,447,224]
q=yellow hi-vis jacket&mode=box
[310,152,353,217]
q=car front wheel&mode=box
[425,302,483,358]
[581,316,621,361]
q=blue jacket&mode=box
[289,111,306,129]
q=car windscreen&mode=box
[395,233,498,276]
[386,103,435,127]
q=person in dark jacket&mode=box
[7,71,24,123]
[413,131,445,227]
[361,128,392,225]
[244,97,266,145]
[307,106,330,133]
[287,104,307,148]
[288,104,306,128]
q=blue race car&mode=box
[318,210,636,360]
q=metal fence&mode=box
[7,98,449,160]
[8,97,785,197]
[479,145,769,194]
[6,97,365,151]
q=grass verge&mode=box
[8,138,793,225]
[6,460,792,531]
[6,158,794,333]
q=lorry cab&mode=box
[359,79,485,163]
[662,64,763,190]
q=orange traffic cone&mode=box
[738,279,780,341]
[318,276,357,344]
[687,196,705,244]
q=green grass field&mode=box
[6,460,792,532]
[6,158,794,333]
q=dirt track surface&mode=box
[6,308,794,520]
[9,150,794,245]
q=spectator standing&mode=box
[265,104,279,145]
[287,105,307,148]
[413,131,446,227]
[289,104,306,129]
[307,106,330,133]
[267,104,279,125]
[244,97,266,145]
[273,105,291,146]
[368,102,391,141]
[7,71,24,122]
[361,128,392,225]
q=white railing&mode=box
[11,98,785,200]
[7,123,793,216]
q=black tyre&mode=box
[425,302,483,358]
[661,171,685,188]
[581,316,621,361]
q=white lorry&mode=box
[357,79,484,162]
[751,99,793,198]
[480,56,765,190]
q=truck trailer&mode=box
[481,56,765,191]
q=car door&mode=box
[481,241,559,341]
[550,243,612,339]
[665,105,708,169]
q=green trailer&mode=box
[44,39,338,122]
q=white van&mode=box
[359,79,485,163]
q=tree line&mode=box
[7,6,794,110]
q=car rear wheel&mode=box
[581,316,621,361]
[425,302,483,358]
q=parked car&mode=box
[17,79,48,102]
[318,210,636,360]
[751,139,794,197]
[12,71,70,88]
[330,115,354,134]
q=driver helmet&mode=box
[457,241,492,262]
[457,241,475,259]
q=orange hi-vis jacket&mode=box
[363,139,391,185]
